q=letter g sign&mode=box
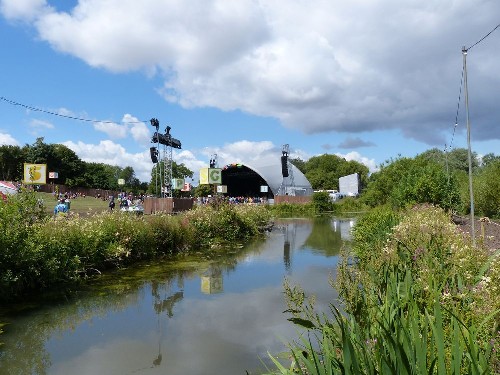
[209,168,222,184]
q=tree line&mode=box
[2,138,499,216]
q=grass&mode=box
[264,205,500,374]
[36,192,110,215]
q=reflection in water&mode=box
[201,266,223,294]
[0,217,355,375]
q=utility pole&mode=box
[462,46,475,246]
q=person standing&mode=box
[109,196,116,211]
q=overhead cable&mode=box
[0,96,148,124]
[465,22,500,51]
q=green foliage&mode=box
[0,144,24,181]
[182,203,271,246]
[333,196,369,213]
[266,205,499,374]
[474,160,500,218]
[289,157,306,174]
[350,206,401,267]
[312,191,333,213]
[0,197,270,301]
[0,190,49,297]
[193,184,213,197]
[148,160,193,196]
[267,203,315,217]
[361,157,414,207]
[362,157,460,211]
[418,147,480,173]
[304,154,369,191]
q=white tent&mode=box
[0,181,18,195]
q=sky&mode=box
[0,0,499,183]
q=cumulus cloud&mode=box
[92,115,150,146]
[3,0,499,145]
[0,0,47,22]
[93,121,127,139]
[0,132,19,146]
[63,140,152,182]
[336,151,378,173]
[200,140,279,166]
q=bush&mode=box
[0,197,271,301]
[312,191,333,213]
[266,205,499,374]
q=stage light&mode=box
[152,132,182,149]
[281,155,289,177]
[150,147,158,163]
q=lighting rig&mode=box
[209,153,218,168]
[149,118,182,197]
[279,144,295,195]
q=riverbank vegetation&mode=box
[266,205,499,374]
[0,190,271,302]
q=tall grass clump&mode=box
[0,190,48,298]
[0,193,271,301]
[267,202,315,217]
[265,205,499,374]
[182,202,271,247]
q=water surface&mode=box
[0,217,355,375]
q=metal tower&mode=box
[279,144,295,195]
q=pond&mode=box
[0,217,355,375]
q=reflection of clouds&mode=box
[48,286,296,375]
[50,337,159,375]
[332,218,356,241]
[4,218,344,375]
[242,220,312,264]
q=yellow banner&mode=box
[199,168,222,184]
[23,163,47,184]
[199,168,209,185]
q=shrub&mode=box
[312,191,333,213]
[266,205,499,374]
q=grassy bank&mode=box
[0,191,271,302]
[267,194,369,218]
[265,205,500,374]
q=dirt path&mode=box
[453,215,500,253]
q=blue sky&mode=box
[0,1,499,182]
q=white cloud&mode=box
[93,121,127,139]
[0,132,19,146]
[3,0,499,145]
[201,140,279,166]
[123,115,150,147]
[92,115,150,146]
[63,140,152,182]
[0,0,48,22]
[336,151,378,173]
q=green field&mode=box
[37,192,110,215]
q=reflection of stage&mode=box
[201,268,223,294]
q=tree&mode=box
[481,153,500,167]
[304,154,369,191]
[418,148,479,173]
[193,184,213,197]
[0,145,24,181]
[52,144,84,185]
[474,160,500,217]
[81,163,120,190]
[361,156,459,210]
[289,157,306,174]
[148,161,193,196]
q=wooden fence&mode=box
[274,195,312,205]
[143,197,194,214]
